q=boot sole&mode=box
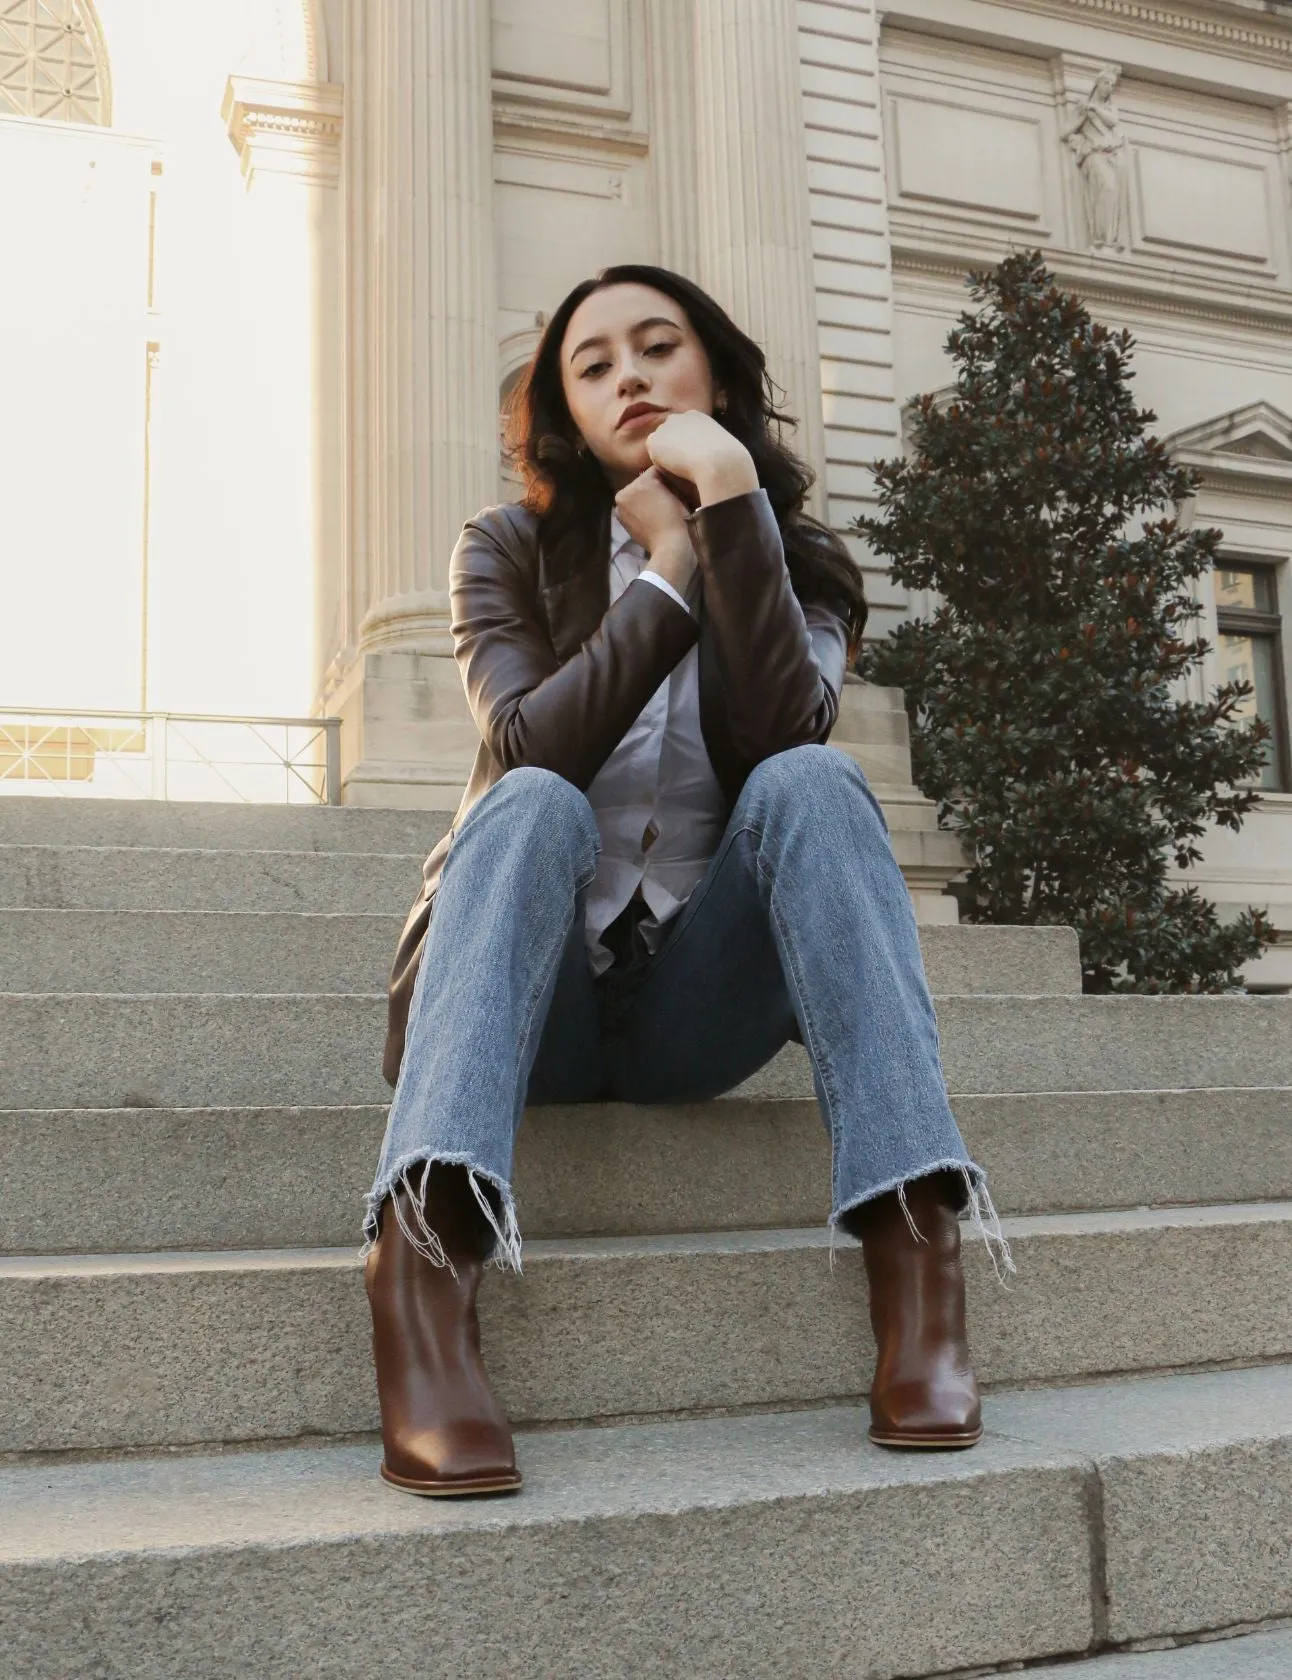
[868,1426,983,1450]
[380,1464,524,1497]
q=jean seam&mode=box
[510,862,598,1124]
[749,838,845,1209]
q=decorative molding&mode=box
[491,103,649,154]
[1024,0,1292,65]
[221,75,344,186]
[1166,401,1292,499]
[491,0,649,150]
[889,226,1292,338]
[299,0,326,84]
[0,0,110,125]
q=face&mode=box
[559,282,721,488]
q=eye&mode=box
[578,360,610,379]
[645,341,676,357]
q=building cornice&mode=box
[891,227,1292,339]
[1046,0,1292,63]
[882,0,1292,85]
[222,75,344,187]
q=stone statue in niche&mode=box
[1063,65,1130,253]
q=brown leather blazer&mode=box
[383,486,852,1085]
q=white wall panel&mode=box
[492,0,613,95]
[1135,145,1273,267]
[891,97,1045,223]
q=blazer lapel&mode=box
[539,502,612,663]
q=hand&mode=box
[613,465,691,556]
[645,410,758,507]
[613,467,698,601]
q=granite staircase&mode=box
[0,783,1290,1679]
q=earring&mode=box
[574,436,588,457]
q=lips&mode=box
[617,403,666,430]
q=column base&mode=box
[326,648,475,811]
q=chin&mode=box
[613,444,652,478]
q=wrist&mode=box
[645,532,697,595]
[695,450,759,507]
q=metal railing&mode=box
[0,709,342,805]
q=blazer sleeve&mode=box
[450,511,699,791]
[687,488,847,769]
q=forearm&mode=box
[485,584,697,787]
[642,531,698,603]
[640,454,758,603]
[686,490,837,760]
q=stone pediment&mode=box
[1165,403,1292,491]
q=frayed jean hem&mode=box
[831,1158,1016,1286]
[361,1150,524,1280]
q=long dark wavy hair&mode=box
[503,264,867,651]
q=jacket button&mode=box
[641,818,659,853]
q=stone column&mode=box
[330,0,499,806]
[646,0,700,279]
[693,0,825,513]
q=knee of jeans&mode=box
[496,766,599,863]
[742,743,860,810]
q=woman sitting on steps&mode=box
[363,263,1014,1498]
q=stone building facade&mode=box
[2,0,1289,982]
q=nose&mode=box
[615,351,648,398]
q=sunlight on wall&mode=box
[0,0,321,720]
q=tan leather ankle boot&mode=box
[854,1174,982,1450]
[365,1168,522,1496]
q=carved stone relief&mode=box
[1061,62,1130,254]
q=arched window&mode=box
[0,0,110,125]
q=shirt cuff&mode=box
[636,569,694,618]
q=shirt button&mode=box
[641,818,659,853]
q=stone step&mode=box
[0,908,1081,996]
[1,993,1287,1110]
[1028,1631,1292,1678]
[4,1088,1288,1254]
[0,843,427,914]
[0,795,452,855]
[0,820,964,919]
[3,1202,1288,1452]
[1,1365,1288,1680]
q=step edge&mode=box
[4,1364,1291,1565]
[5,1201,1289,1277]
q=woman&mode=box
[364,264,1013,1499]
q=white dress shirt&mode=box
[583,513,728,975]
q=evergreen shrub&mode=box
[856,251,1273,992]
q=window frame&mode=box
[1213,557,1291,794]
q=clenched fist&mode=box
[613,465,692,557]
[645,410,758,508]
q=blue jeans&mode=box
[365,746,1011,1277]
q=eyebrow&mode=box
[567,316,684,363]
